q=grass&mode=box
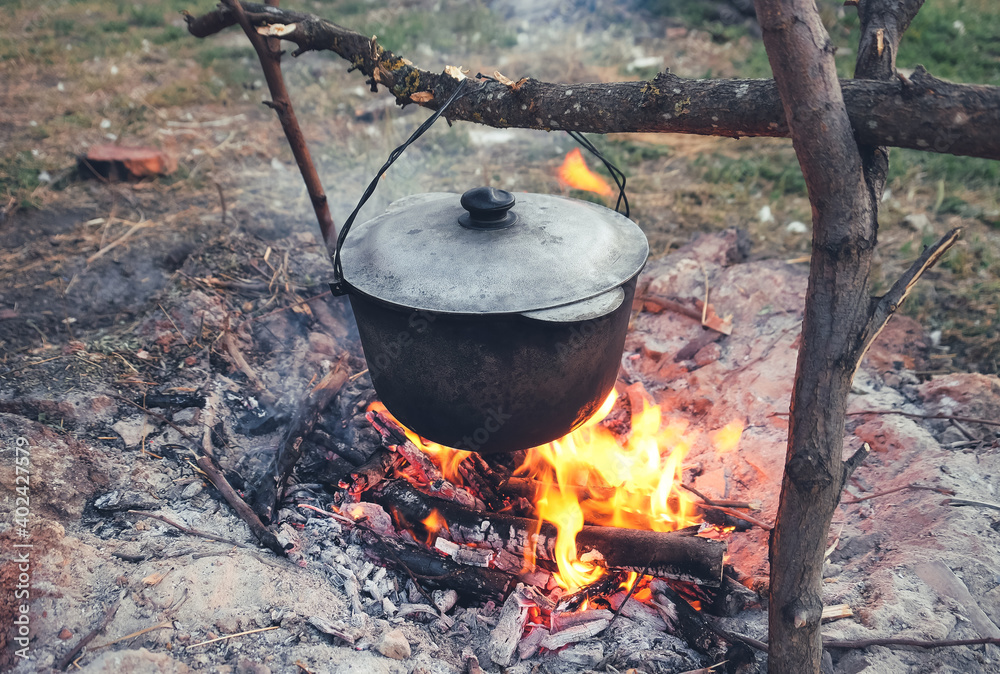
[357,2,517,55]
[0,152,46,209]
[697,151,806,198]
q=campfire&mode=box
[292,381,760,665]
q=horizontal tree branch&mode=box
[184,2,1000,161]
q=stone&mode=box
[432,589,458,614]
[235,658,271,674]
[112,415,153,448]
[902,212,933,234]
[376,628,411,660]
[181,481,204,499]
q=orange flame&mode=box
[558,148,613,197]
[518,390,707,589]
[711,420,743,453]
[421,508,449,546]
[369,401,472,484]
[372,389,744,593]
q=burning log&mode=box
[499,476,615,502]
[488,585,537,666]
[359,529,518,602]
[368,481,725,586]
[368,410,485,511]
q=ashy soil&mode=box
[1,0,999,673]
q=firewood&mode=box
[369,480,725,586]
[360,530,517,602]
[368,411,484,511]
[488,584,533,666]
[607,591,668,630]
[650,581,721,656]
[539,618,610,650]
[499,476,615,502]
[820,604,853,622]
[551,608,614,633]
[915,560,1000,638]
[251,357,350,523]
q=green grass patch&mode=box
[359,2,517,54]
[831,0,1000,85]
[0,152,46,209]
[697,151,806,198]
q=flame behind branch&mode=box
[557,148,614,197]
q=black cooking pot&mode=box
[335,186,648,455]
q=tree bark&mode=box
[753,2,875,670]
[217,0,336,251]
[753,1,959,672]
[184,2,1000,161]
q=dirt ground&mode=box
[2,1,1000,672]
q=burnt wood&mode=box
[250,357,350,523]
[368,480,725,586]
[359,530,518,602]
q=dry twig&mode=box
[56,599,121,669]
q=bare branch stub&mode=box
[184,2,1000,161]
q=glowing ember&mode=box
[557,148,614,197]
[369,401,471,484]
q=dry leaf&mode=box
[142,570,169,586]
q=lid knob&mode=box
[458,187,518,230]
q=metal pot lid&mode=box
[339,188,649,315]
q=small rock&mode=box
[902,213,933,234]
[626,55,664,72]
[757,205,775,223]
[58,627,73,640]
[433,589,458,614]
[181,481,203,499]
[236,658,271,674]
[172,408,198,424]
[112,416,152,448]
[785,220,809,234]
[376,628,411,660]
